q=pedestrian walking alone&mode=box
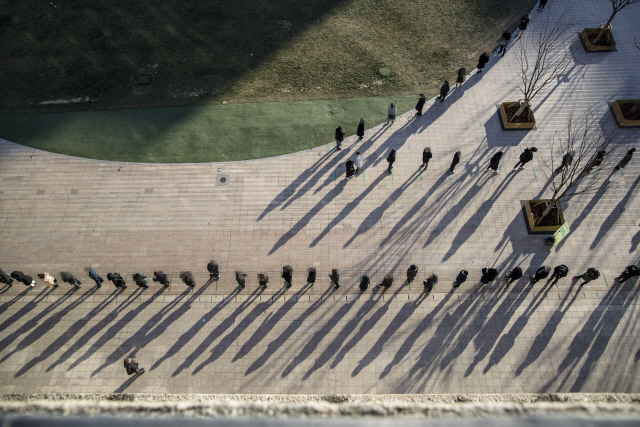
[505,267,523,285]
[282,265,293,289]
[407,265,418,283]
[0,269,13,287]
[153,270,170,286]
[589,150,606,170]
[498,30,511,56]
[479,268,498,287]
[379,274,393,289]
[329,269,340,289]
[456,68,466,88]
[207,260,219,279]
[60,271,81,290]
[515,14,530,39]
[454,270,468,288]
[436,80,450,102]
[614,265,640,284]
[449,151,461,173]
[550,264,569,285]
[513,147,537,169]
[11,271,35,288]
[307,267,316,285]
[538,0,548,10]
[107,272,127,289]
[615,148,635,171]
[346,160,355,180]
[85,267,104,288]
[530,266,551,286]
[259,273,269,289]
[355,152,364,173]
[573,268,600,286]
[133,273,148,288]
[356,118,365,140]
[477,52,490,74]
[359,275,370,292]
[487,151,503,173]
[387,103,397,126]
[556,150,574,173]
[335,126,345,150]
[415,94,427,116]
[387,149,396,174]
[424,274,438,292]
[235,271,247,289]
[124,358,145,376]
[422,147,432,169]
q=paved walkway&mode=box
[1,0,639,395]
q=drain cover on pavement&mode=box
[216,173,230,186]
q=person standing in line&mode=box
[476,52,490,74]
[356,118,365,140]
[259,273,269,290]
[85,267,104,288]
[387,149,396,174]
[513,147,537,169]
[550,264,569,285]
[133,273,149,288]
[379,274,393,289]
[436,80,450,102]
[421,147,432,169]
[505,267,523,285]
[407,265,418,283]
[415,94,427,116]
[556,150,575,173]
[38,273,59,289]
[153,270,170,287]
[235,271,247,289]
[589,150,606,170]
[307,268,316,285]
[454,270,468,288]
[107,272,127,289]
[424,274,437,292]
[359,275,370,292]
[0,269,13,287]
[615,148,635,171]
[449,151,461,173]
[11,271,35,288]
[530,266,551,285]
[573,268,600,286]
[614,265,640,284]
[282,265,293,289]
[456,68,466,88]
[60,271,81,290]
[346,160,355,180]
[479,268,498,287]
[498,30,511,56]
[387,103,397,126]
[538,0,548,10]
[207,260,219,280]
[124,358,145,376]
[329,269,340,289]
[487,151,503,173]
[335,126,345,151]
[515,14,530,39]
[355,152,365,174]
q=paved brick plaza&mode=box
[0,0,639,395]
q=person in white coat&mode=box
[355,152,364,173]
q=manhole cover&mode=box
[220,177,227,183]
[327,111,333,116]
[378,67,390,76]
[216,173,230,186]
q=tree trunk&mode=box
[537,201,556,224]
[594,10,618,45]
[631,100,640,114]
[509,100,530,122]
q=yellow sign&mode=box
[553,222,570,246]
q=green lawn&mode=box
[0,96,417,163]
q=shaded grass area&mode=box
[0,96,417,163]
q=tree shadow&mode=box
[483,109,529,148]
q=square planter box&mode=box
[522,200,565,235]
[499,102,535,130]
[611,100,640,128]
[581,28,616,52]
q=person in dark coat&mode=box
[498,30,511,56]
[615,148,635,170]
[530,266,551,285]
[505,267,523,285]
[379,274,393,289]
[0,269,14,287]
[614,265,640,284]
[356,118,365,140]
[589,150,606,170]
[235,271,247,289]
[387,149,396,174]
[387,103,397,126]
[85,267,104,288]
[456,68,466,88]
[538,0,548,11]
[454,270,468,288]
[477,52,490,73]
[415,94,426,116]
[11,271,35,288]
[422,147,432,169]
[515,14,530,39]
[207,260,219,279]
[346,160,355,180]
[107,272,127,289]
[124,358,145,375]
[153,270,170,286]
[479,268,498,286]
[133,273,148,288]
[61,271,81,289]
[556,150,575,173]
[307,268,316,285]
[513,147,537,169]
[282,265,293,289]
[550,265,569,285]
[424,274,438,292]
[437,81,450,102]
[329,269,340,289]
[487,151,503,172]
[259,273,269,289]
[335,126,345,150]
[573,268,600,286]
[449,151,461,173]
[359,275,370,292]
[407,265,418,283]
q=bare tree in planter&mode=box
[594,0,640,45]
[533,112,636,224]
[508,14,579,122]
